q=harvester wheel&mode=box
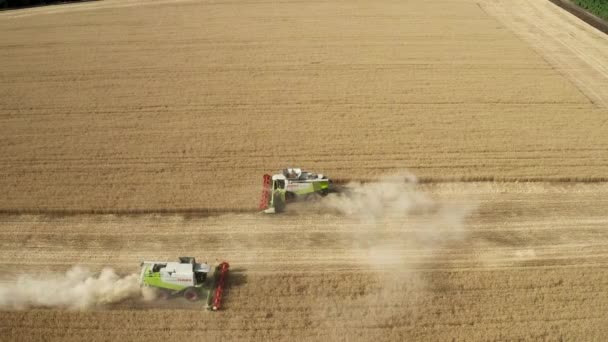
[273,192,286,213]
[183,288,200,301]
[158,290,171,300]
[285,191,295,202]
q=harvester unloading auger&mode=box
[139,257,229,311]
[259,168,333,213]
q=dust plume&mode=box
[0,266,148,310]
[321,173,474,252]
[319,173,475,281]
[310,172,476,336]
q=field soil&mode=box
[1,182,608,341]
[481,0,608,108]
[1,0,608,341]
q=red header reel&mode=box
[258,174,272,210]
[209,261,230,311]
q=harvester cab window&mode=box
[275,179,285,190]
[152,264,166,272]
[179,257,195,264]
[195,271,207,284]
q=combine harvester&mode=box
[259,167,333,213]
[139,257,229,311]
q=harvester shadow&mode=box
[0,0,101,11]
[226,267,248,287]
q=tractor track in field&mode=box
[548,0,608,34]
[0,178,606,216]
[481,0,608,109]
[1,0,608,213]
[1,182,607,340]
[1,0,608,340]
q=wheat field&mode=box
[1,0,607,211]
[1,182,607,341]
[1,0,608,340]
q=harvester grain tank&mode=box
[139,257,229,311]
[259,168,332,213]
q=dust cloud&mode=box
[322,173,474,255]
[0,266,146,310]
[310,172,476,333]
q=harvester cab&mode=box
[259,168,332,213]
[139,257,229,311]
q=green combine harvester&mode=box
[139,257,229,311]
[259,168,333,213]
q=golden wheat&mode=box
[0,0,606,211]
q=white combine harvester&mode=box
[139,257,229,311]
[259,167,333,213]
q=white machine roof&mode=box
[141,261,211,273]
[194,263,211,273]
[165,263,195,274]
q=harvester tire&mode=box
[158,290,171,300]
[183,288,200,301]
[285,192,296,201]
[273,192,286,213]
